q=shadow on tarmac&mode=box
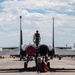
[0,68,24,73]
[0,66,36,73]
[0,68,75,73]
[51,68,75,72]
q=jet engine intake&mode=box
[26,44,36,56]
[38,44,49,56]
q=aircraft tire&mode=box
[24,62,27,69]
[47,62,50,69]
[45,56,48,62]
[59,57,61,60]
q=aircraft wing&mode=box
[0,49,20,55]
[55,48,75,55]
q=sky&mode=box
[0,0,75,47]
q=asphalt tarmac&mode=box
[0,57,75,75]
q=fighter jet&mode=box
[19,16,54,72]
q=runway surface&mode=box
[0,57,75,75]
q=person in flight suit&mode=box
[33,30,41,47]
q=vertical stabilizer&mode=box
[52,17,54,55]
[20,16,23,55]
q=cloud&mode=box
[0,0,75,47]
